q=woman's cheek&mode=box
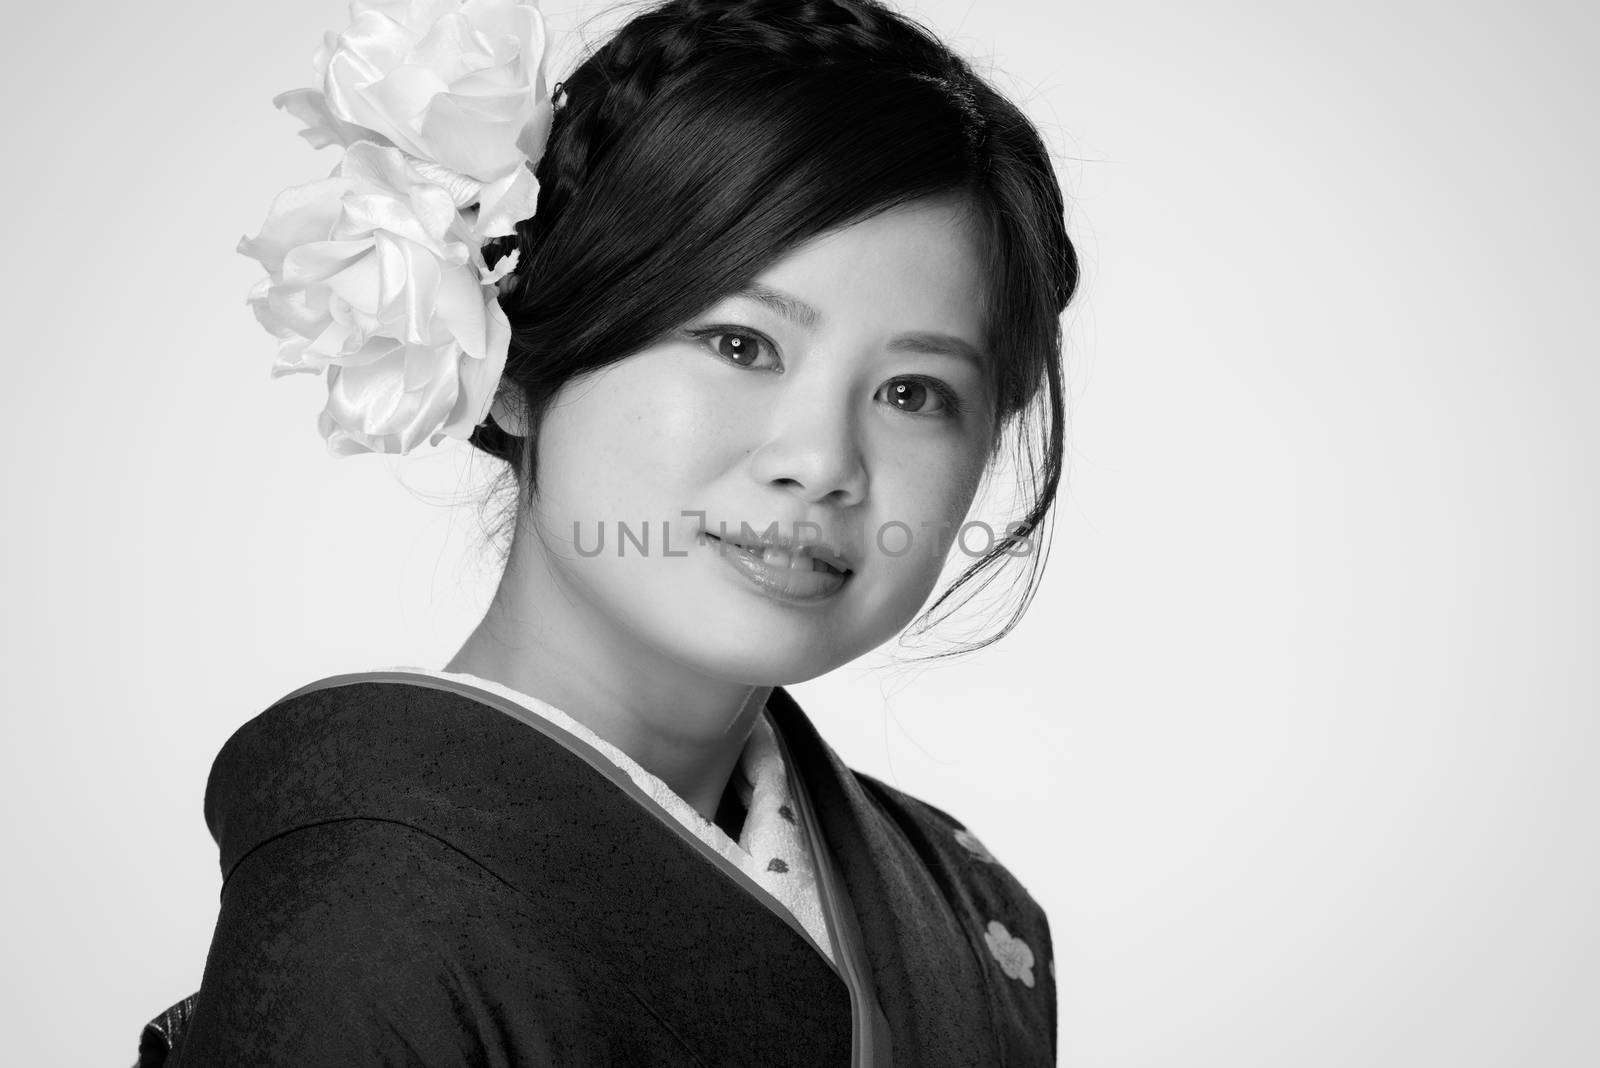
[638,354,762,468]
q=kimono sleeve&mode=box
[170,817,546,1067]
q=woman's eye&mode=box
[688,328,780,370]
[878,376,961,417]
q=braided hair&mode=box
[472,0,1077,655]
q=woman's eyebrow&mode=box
[733,283,985,365]
[886,332,985,367]
[734,283,823,330]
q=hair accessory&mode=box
[238,0,553,456]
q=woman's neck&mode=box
[445,534,772,823]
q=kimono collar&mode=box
[383,666,835,961]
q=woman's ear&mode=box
[489,389,531,437]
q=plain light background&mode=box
[1,0,1593,1064]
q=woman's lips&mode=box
[714,536,848,575]
[702,533,851,602]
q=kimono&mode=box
[141,670,1056,1066]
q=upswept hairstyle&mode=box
[471,0,1078,654]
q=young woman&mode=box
[141,0,1077,1063]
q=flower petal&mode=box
[248,0,548,456]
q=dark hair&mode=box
[470,0,1078,655]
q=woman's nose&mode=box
[746,384,869,508]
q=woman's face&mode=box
[526,195,996,685]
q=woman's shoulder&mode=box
[848,768,1055,982]
[211,669,526,780]
[850,770,1043,887]
[208,672,482,795]
[203,672,547,876]
[767,685,1055,982]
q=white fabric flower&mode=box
[238,140,514,455]
[984,919,1036,988]
[274,0,552,239]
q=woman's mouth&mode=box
[709,535,849,575]
[701,533,852,602]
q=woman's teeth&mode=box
[755,545,842,575]
[706,534,846,575]
[761,546,797,568]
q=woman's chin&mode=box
[673,638,858,689]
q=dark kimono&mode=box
[146,672,1056,1066]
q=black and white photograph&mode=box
[0,0,1592,1064]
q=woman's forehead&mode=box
[740,197,988,320]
